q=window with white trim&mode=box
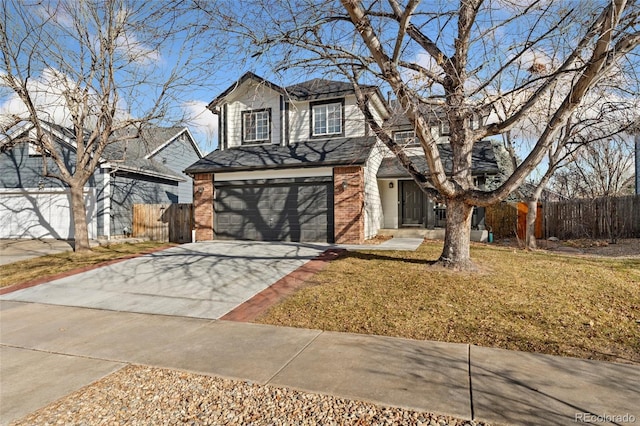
[28,142,43,156]
[242,109,270,144]
[393,130,417,146]
[312,101,342,136]
[440,120,450,136]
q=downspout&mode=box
[222,104,228,150]
[216,107,223,151]
[635,131,639,195]
[103,168,111,240]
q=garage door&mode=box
[214,177,334,243]
[0,189,97,239]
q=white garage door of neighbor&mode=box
[0,189,97,239]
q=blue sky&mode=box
[2,0,637,163]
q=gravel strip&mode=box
[13,365,489,425]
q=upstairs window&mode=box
[311,100,343,137]
[28,142,43,156]
[439,120,450,136]
[393,130,417,146]
[242,109,270,144]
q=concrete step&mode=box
[378,228,489,242]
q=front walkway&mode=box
[2,301,638,425]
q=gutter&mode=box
[102,163,186,182]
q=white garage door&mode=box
[0,188,97,239]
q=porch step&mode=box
[378,228,488,242]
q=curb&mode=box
[0,245,174,296]
[220,248,346,322]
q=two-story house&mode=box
[185,72,500,244]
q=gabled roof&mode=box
[208,72,286,110]
[285,78,380,101]
[145,127,203,159]
[185,136,377,174]
[376,140,500,178]
[1,120,190,182]
[208,72,390,115]
[102,142,183,181]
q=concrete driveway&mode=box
[0,241,327,319]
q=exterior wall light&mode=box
[389,182,394,189]
[342,179,348,190]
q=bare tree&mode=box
[550,135,635,243]
[0,0,218,251]
[551,136,636,199]
[205,0,640,269]
[507,81,639,249]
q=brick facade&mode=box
[333,166,365,244]
[193,173,214,241]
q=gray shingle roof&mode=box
[285,79,377,101]
[44,122,186,181]
[99,127,186,180]
[385,99,447,128]
[376,140,500,178]
[185,136,377,174]
[208,72,385,110]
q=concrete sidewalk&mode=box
[336,237,424,251]
[1,301,638,425]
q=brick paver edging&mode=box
[221,248,347,322]
[0,245,174,296]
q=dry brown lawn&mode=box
[0,241,173,288]
[257,241,640,364]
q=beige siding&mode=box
[215,167,333,182]
[288,95,367,143]
[224,82,282,148]
[344,96,366,138]
[379,179,399,228]
[382,128,447,159]
[288,100,309,142]
[368,96,388,128]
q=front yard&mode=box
[256,241,640,364]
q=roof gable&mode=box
[1,120,86,154]
[207,72,286,111]
[144,127,203,160]
[2,120,187,181]
[207,73,391,117]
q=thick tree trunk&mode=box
[69,183,91,252]
[525,199,538,250]
[437,198,476,271]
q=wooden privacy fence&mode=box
[485,202,518,239]
[485,202,543,240]
[133,203,193,243]
[543,195,640,240]
[485,196,639,241]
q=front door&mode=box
[401,180,424,226]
